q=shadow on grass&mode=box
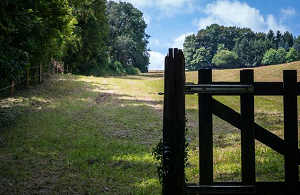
[0,74,163,195]
[0,73,290,194]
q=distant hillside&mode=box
[186,60,300,82]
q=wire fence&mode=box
[0,65,56,93]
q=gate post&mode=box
[163,48,186,195]
[198,69,213,185]
[283,70,299,195]
[240,69,255,185]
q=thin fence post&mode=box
[240,69,255,185]
[283,70,299,195]
[198,69,213,185]
[39,63,42,83]
[163,48,186,195]
[27,64,30,88]
[52,60,54,75]
[11,80,15,96]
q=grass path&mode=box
[1,61,300,194]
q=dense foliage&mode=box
[0,0,74,85]
[0,0,149,89]
[183,24,300,70]
[107,1,150,73]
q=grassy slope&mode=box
[1,61,300,194]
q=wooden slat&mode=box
[187,182,291,194]
[283,70,299,195]
[187,82,300,95]
[162,48,186,195]
[253,82,283,95]
[187,184,255,194]
[240,70,255,184]
[211,98,300,164]
[198,69,213,185]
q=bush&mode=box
[212,50,239,68]
[286,47,300,62]
[262,48,278,65]
[276,47,287,64]
[125,67,141,75]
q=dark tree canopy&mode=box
[106,1,150,73]
[1,0,150,88]
[183,24,300,70]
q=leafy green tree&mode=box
[282,31,294,50]
[276,47,287,64]
[191,47,212,69]
[293,36,300,52]
[286,47,299,62]
[233,38,254,66]
[217,44,226,52]
[262,48,278,65]
[106,1,149,73]
[183,34,197,70]
[0,0,75,85]
[65,0,109,75]
[275,30,282,49]
[212,50,239,68]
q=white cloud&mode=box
[143,13,152,25]
[150,38,161,47]
[280,7,296,21]
[267,14,287,32]
[197,0,288,33]
[149,51,166,70]
[172,32,194,49]
[118,0,197,17]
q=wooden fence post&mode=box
[163,48,186,195]
[27,64,30,88]
[240,69,255,185]
[11,80,15,96]
[283,70,299,195]
[39,63,42,83]
[198,69,213,185]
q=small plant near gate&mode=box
[152,115,189,185]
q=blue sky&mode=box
[117,0,300,70]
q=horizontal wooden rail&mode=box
[186,82,300,95]
[211,98,300,164]
[187,182,294,194]
[187,184,255,194]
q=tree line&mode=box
[183,24,300,70]
[0,0,149,88]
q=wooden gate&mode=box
[162,48,299,195]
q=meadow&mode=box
[1,61,300,194]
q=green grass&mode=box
[1,61,300,194]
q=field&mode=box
[1,61,300,194]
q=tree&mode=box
[233,38,253,67]
[183,34,197,70]
[106,1,149,73]
[212,50,239,68]
[65,0,109,75]
[282,31,294,50]
[0,0,75,85]
[276,47,287,64]
[191,47,212,69]
[286,47,299,62]
[275,30,282,49]
[262,48,278,65]
[293,36,300,52]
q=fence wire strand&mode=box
[0,66,55,92]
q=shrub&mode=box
[212,50,239,68]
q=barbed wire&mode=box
[0,66,56,92]
[30,66,40,69]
